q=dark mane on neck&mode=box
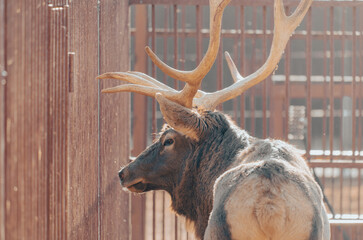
[169,111,251,239]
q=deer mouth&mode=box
[122,178,148,193]
[126,181,148,193]
[122,179,159,193]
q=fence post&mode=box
[131,4,149,240]
[0,0,5,238]
[99,0,131,239]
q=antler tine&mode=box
[101,84,177,99]
[99,71,206,98]
[144,0,230,108]
[194,0,313,111]
[146,0,230,85]
[224,51,243,83]
[98,72,166,89]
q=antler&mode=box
[98,0,231,109]
[194,0,313,110]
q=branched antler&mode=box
[98,0,230,108]
[98,0,312,112]
[194,0,313,110]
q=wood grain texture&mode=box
[67,1,99,239]
[47,4,69,239]
[2,0,131,239]
[0,0,5,238]
[131,5,149,240]
[4,1,51,239]
[99,0,130,239]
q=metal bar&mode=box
[262,5,267,139]
[217,30,223,111]
[250,6,257,135]
[163,6,168,85]
[181,5,186,89]
[162,6,168,240]
[340,168,343,216]
[331,167,336,217]
[306,8,312,160]
[174,4,178,88]
[307,154,363,161]
[329,6,335,162]
[196,5,202,64]
[240,4,245,128]
[339,7,345,155]
[151,5,157,240]
[233,7,239,122]
[284,5,290,142]
[359,7,363,160]
[322,7,328,155]
[349,168,352,214]
[129,0,363,7]
[130,29,363,42]
[358,168,361,217]
[352,6,357,162]
[173,6,179,239]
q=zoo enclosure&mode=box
[128,0,363,239]
[1,0,363,240]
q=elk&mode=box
[98,0,330,239]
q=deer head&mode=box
[98,0,313,191]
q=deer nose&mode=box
[118,170,125,181]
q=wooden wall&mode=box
[0,0,130,239]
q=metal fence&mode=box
[129,0,363,239]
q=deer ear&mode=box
[155,93,205,141]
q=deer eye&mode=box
[163,139,174,146]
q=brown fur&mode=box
[119,111,330,240]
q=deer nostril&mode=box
[118,170,125,181]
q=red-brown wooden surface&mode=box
[0,0,5,239]
[0,0,130,239]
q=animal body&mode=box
[98,0,331,239]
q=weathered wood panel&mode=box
[99,0,130,239]
[131,5,149,240]
[2,0,130,239]
[0,0,5,238]
[4,1,50,239]
[47,3,69,239]
[67,0,130,239]
[67,1,99,239]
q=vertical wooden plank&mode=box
[0,0,5,238]
[47,2,69,239]
[5,0,23,238]
[38,2,49,239]
[4,0,51,239]
[132,4,148,240]
[99,0,130,239]
[67,1,99,239]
